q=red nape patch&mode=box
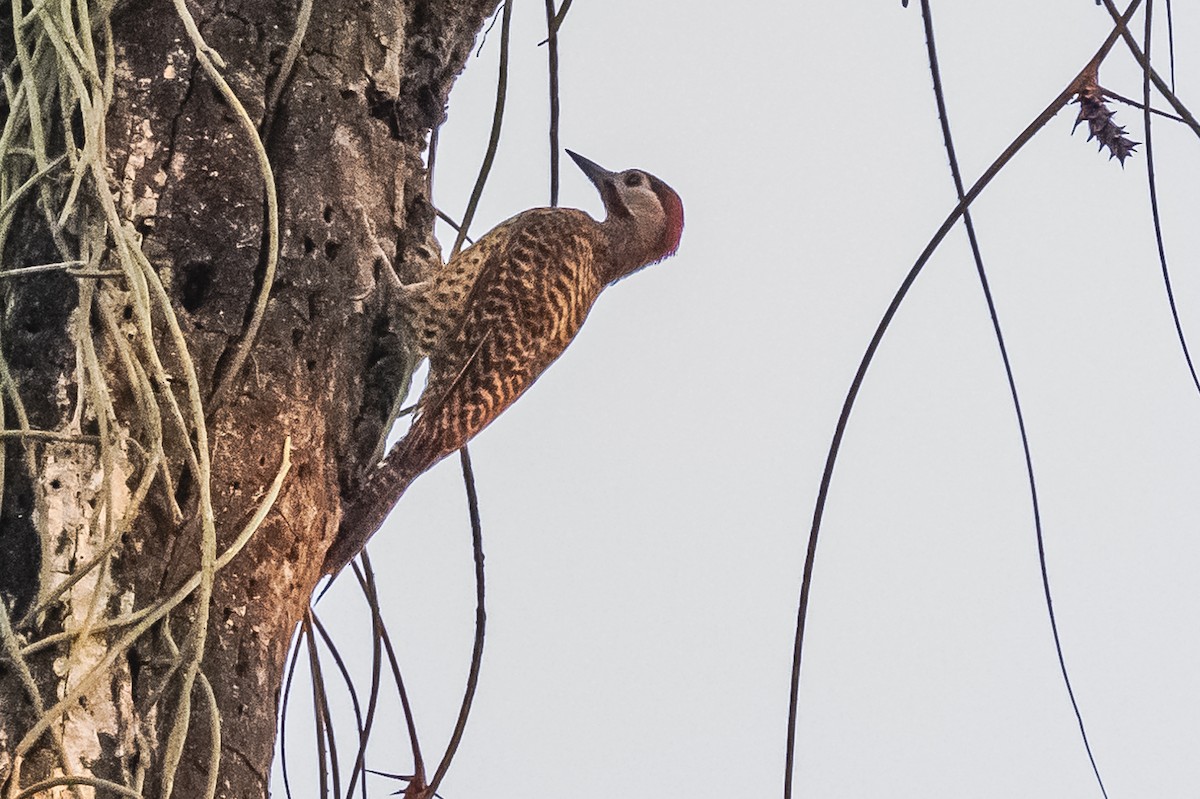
[650,177,685,262]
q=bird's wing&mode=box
[396,212,601,479]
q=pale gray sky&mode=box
[279,2,1200,797]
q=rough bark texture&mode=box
[0,0,497,795]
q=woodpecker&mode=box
[325,151,684,575]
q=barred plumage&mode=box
[325,151,683,575]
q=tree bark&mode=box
[0,0,496,795]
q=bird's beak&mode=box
[566,149,613,188]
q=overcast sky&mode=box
[278,3,1200,797]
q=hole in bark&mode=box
[340,88,356,100]
[303,235,315,255]
[365,83,403,139]
[181,260,214,313]
[306,359,317,372]
[127,649,142,689]
[292,328,304,346]
[49,479,61,490]
[123,304,134,321]
[324,240,341,261]
[175,466,193,507]
[70,105,85,149]
[323,205,334,224]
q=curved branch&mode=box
[783,4,1141,795]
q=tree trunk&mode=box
[0,0,496,795]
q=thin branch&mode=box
[451,0,512,259]
[0,259,85,277]
[548,0,573,36]
[783,5,1140,796]
[1099,0,1200,138]
[1101,88,1184,122]
[303,618,333,799]
[374,584,428,792]
[544,0,561,207]
[436,208,475,245]
[263,0,312,139]
[427,446,487,796]
[8,777,141,799]
[427,125,439,199]
[308,613,369,799]
[343,553,424,799]
[1164,0,1175,91]
[197,673,222,799]
[921,1,1108,795]
[342,565,385,799]
[309,613,343,799]
[0,430,99,444]
[279,624,306,799]
[1138,0,1200,398]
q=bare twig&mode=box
[784,5,1140,797]
[451,0,512,259]
[548,0,573,36]
[544,0,561,206]
[427,447,487,797]
[1101,88,1184,122]
[924,1,1108,795]
[1138,0,1200,398]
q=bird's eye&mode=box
[624,172,643,187]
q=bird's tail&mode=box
[321,457,418,578]
[322,380,473,577]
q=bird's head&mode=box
[567,149,684,282]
